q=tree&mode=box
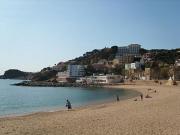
[84,65,95,76]
[112,65,124,75]
[151,62,160,80]
[160,67,169,79]
[139,48,148,55]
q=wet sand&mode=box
[0,81,180,135]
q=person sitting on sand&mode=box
[66,99,72,110]
[145,94,152,98]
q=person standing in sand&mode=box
[116,95,120,101]
[140,94,143,101]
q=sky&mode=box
[0,0,180,74]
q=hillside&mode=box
[67,46,118,65]
[2,47,179,82]
[150,48,180,64]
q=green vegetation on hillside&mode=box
[32,70,57,81]
[2,46,179,81]
[69,46,118,65]
[149,49,180,64]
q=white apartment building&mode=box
[57,65,85,82]
[67,65,85,78]
[130,62,141,69]
[125,62,141,70]
[57,64,85,78]
[83,75,123,84]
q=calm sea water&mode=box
[0,79,140,117]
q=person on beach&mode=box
[145,94,152,98]
[66,99,72,110]
[116,95,120,101]
[140,94,143,101]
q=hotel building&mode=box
[116,44,141,58]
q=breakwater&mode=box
[13,81,112,87]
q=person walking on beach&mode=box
[140,94,143,101]
[66,99,72,110]
[116,95,120,101]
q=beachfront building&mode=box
[92,75,123,84]
[67,65,85,78]
[79,75,123,84]
[57,65,85,82]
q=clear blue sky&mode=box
[0,0,180,74]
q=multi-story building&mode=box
[116,44,141,58]
[116,46,129,57]
[57,65,85,82]
[67,65,85,78]
[128,44,141,56]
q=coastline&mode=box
[0,86,141,119]
[0,81,180,135]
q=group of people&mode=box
[133,88,157,101]
[139,88,157,101]
[67,95,121,110]
[66,89,156,110]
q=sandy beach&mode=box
[0,81,180,135]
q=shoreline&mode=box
[1,81,180,135]
[0,86,141,119]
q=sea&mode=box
[0,79,140,117]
